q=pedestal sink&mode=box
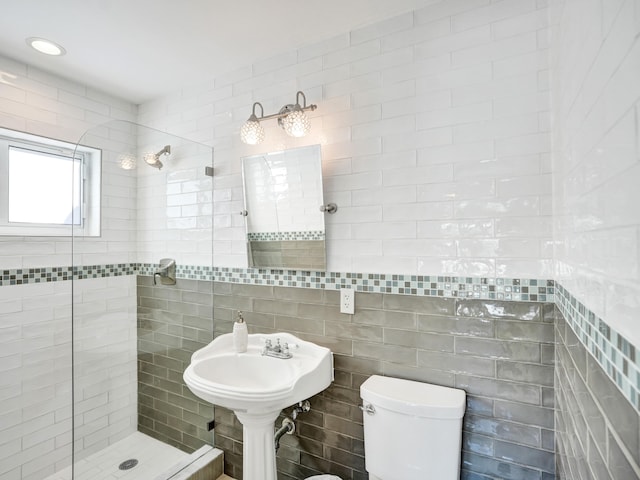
[183,332,334,480]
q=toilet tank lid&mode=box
[360,375,466,419]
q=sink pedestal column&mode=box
[234,410,281,480]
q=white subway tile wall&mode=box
[71,276,138,461]
[550,0,640,349]
[135,134,213,267]
[0,57,140,479]
[0,281,72,480]
[0,276,137,480]
[137,0,552,278]
[0,55,138,270]
[551,0,640,478]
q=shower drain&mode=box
[118,459,139,470]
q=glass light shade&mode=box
[144,152,159,166]
[240,117,265,145]
[282,107,311,138]
[118,153,136,170]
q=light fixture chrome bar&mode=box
[253,103,317,123]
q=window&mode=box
[0,128,101,236]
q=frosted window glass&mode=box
[8,147,82,225]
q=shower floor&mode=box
[44,432,188,480]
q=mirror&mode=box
[241,144,326,270]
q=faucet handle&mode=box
[260,339,272,356]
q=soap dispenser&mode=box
[233,311,248,353]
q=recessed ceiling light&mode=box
[26,37,66,56]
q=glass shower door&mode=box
[70,120,215,480]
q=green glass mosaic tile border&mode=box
[556,283,640,413]
[3,263,554,302]
[211,267,555,302]
[137,263,212,280]
[0,264,136,286]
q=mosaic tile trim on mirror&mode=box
[247,230,325,241]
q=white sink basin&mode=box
[184,332,333,479]
[183,332,334,413]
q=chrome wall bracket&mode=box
[319,203,338,214]
[153,258,176,285]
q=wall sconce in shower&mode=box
[240,91,317,145]
[143,145,171,170]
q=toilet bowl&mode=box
[304,375,466,480]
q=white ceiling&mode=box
[0,0,424,104]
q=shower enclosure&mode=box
[69,120,216,479]
[0,120,217,480]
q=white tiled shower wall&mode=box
[0,281,72,480]
[550,0,640,348]
[135,136,213,267]
[138,0,553,277]
[0,275,139,480]
[0,54,138,269]
[0,57,140,479]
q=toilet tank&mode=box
[360,375,466,480]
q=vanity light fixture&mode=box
[26,37,66,56]
[240,91,317,145]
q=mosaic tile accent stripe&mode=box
[0,264,136,286]
[247,230,325,241]
[74,263,138,279]
[137,263,214,280]
[556,282,640,413]
[1,263,554,302]
[210,267,555,302]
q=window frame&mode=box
[0,127,101,237]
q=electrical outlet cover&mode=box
[340,288,355,314]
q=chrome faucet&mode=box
[261,338,293,359]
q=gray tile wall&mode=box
[211,282,556,480]
[137,276,215,452]
[555,313,640,480]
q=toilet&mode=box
[305,375,466,480]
